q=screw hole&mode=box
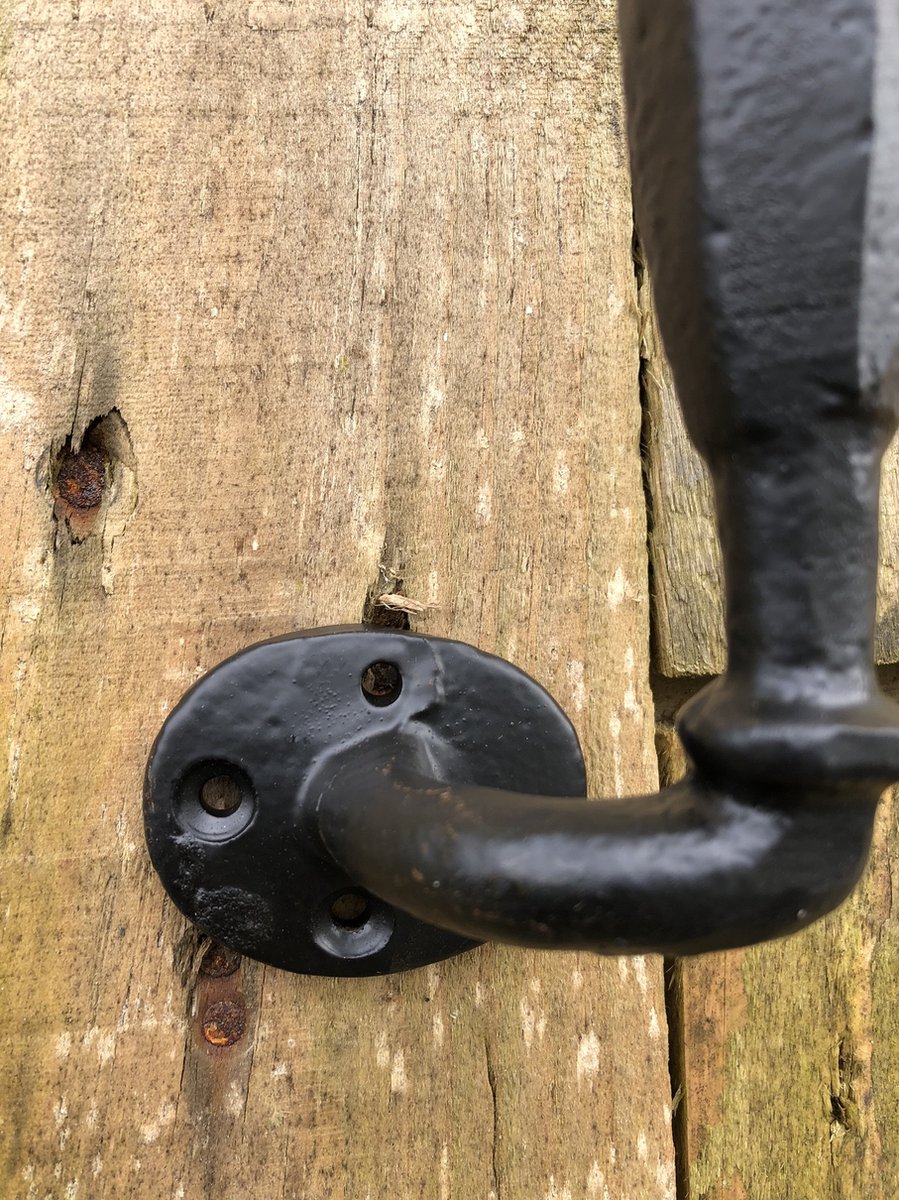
[313,888,395,960]
[361,661,402,707]
[330,890,372,930]
[200,774,242,817]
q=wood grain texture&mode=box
[639,269,725,678]
[0,4,674,1198]
[642,273,899,676]
[657,701,899,1200]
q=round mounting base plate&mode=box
[144,627,587,976]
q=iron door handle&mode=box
[144,0,899,976]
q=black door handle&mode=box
[144,0,899,976]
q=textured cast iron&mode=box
[145,0,899,973]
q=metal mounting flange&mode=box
[144,627,587,977]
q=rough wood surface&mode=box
[657,699,899,1200]
[643,276,899,675]
[0,4,674,1198]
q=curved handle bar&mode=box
[315,756,878,956]
[307,0,899,955]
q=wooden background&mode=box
[0,4,895,1199]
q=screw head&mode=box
[201,998,246,1047]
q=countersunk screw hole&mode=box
[200,774,242,817]
[361,661,402,706]
[330,889,372,930]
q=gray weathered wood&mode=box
[0,4,675,1198]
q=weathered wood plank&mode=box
[643,274,899,675]
[0,4,673,1198]
[657,701,899,1200]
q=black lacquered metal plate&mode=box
[144,627,586,976]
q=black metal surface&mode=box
[144,628,586,976]
[145,0,899,973]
